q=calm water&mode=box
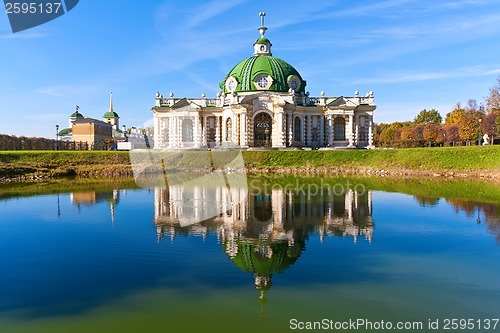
[0,177,499,333]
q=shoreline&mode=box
[1,147,500,183]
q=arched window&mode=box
[359,116,369,141]
[226,118,232,141]
[294,117,302,141]
[182,119,194,142]
[334,117,346,141]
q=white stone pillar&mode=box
[287,113,293,147]
[355,115,359,147]
[327,116,334,147]
[241,112,247,147]
[201,115,207,148]
[168,117,175,148]
[276,112,286,147]
[307,115,312,147]
[177,118,183,148]
[348,114,355,148]
[303,116,307,146]
[319,115,325,147]
[215,116,221,148]
[194,115,200,148]
[222,116,227,144]
[368,115,374,148]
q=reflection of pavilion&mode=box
[154,186,374,243]
[154,184,373,313]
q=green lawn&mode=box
[0,146,499,180]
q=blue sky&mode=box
[1,0,500,138]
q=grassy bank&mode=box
[1,146,500,181]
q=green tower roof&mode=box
[103,111,119,118]
[70,111,84,118]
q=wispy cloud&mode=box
[186,0,249,29]
[352,66,500,84]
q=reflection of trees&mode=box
[414,196,440,207]
[447,199,500,242]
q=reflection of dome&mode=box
[227,239,303,289]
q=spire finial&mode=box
[258,12,267,37]
[109,91,113,112]
[259,12,266,27]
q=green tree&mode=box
[414,109,442,125]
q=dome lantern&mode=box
[254,12,272,56]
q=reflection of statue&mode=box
[483,133,490,145]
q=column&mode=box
[241,112,247,147]
[194,115,200,148]
[215,116,221,148]
[222,116,227,145]
[201,115,207,148]
[355,115,359,147]
[303,115,307,146]
[287,113,293,147]
[177,118,183,148]
[307,115,312,147]
[327,116,334,147]
[168,117,175,148]
[276,112,285,147]
[319,115,325,147]
[348,114,355,148]
[368,115,374,148]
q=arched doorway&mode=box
[254,112,272,147]
[182,119,194,142]
[334,117,346,141]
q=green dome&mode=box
[254,37,271,44]
[103,111,119,118]
[220,55,306,94]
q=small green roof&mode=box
[70,111,84,118]
[254,37,271,45]
[103,111,119,118]
[58,128,72,136]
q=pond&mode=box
[0,176,499,333]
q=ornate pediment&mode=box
[171,98,202,109]
[326,97,358,109]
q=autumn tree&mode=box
[482,113,498,144]
[459,113,479,145]
[486,77,500,115]
[423,123,439,146]
[443,125,460,143]
[414,109,442,125]
[445,103,466,125]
